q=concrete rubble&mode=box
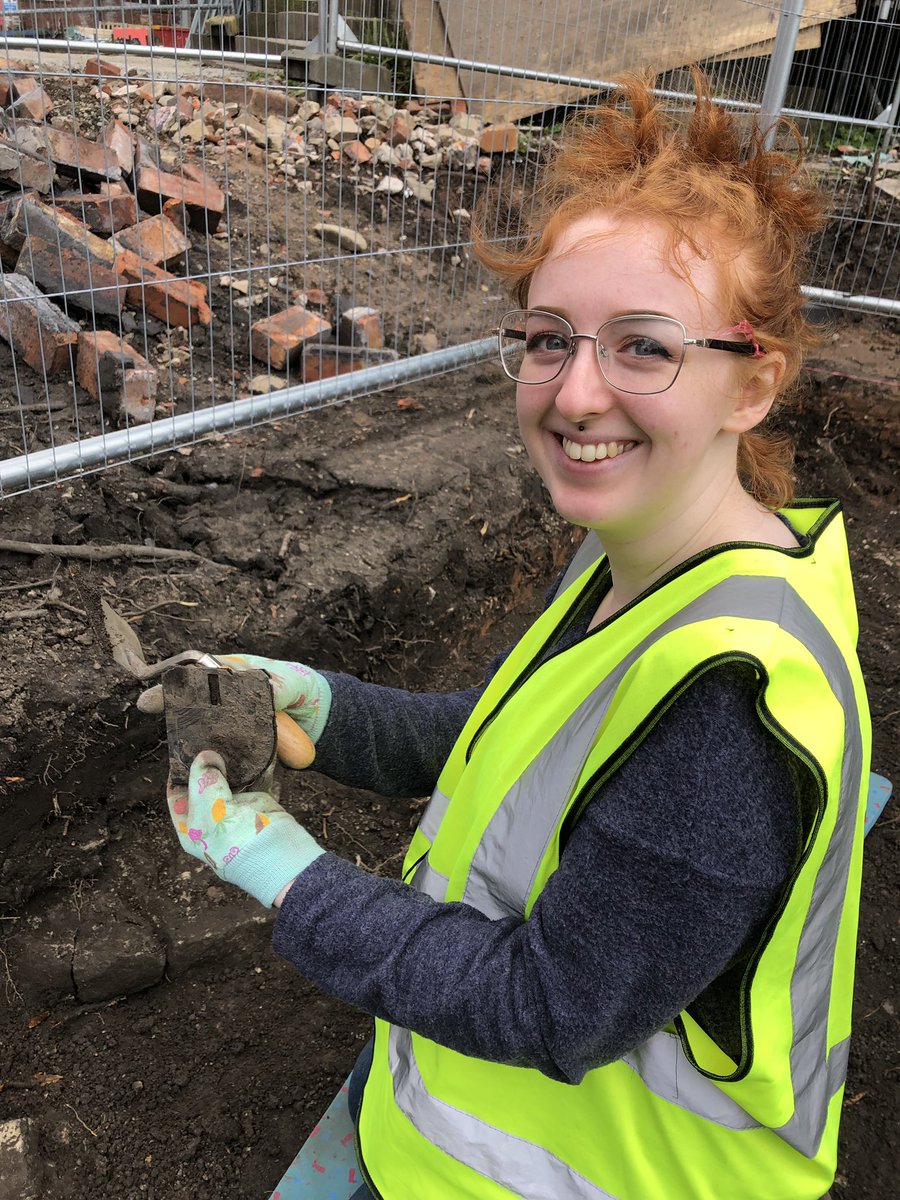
[0,54,526,421]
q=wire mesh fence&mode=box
[0,0,896,497]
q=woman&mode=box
[160,75,871,1199]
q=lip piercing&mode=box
[578,424,585,432]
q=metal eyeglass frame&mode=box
[495,310,763,395]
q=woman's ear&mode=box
[723,351,787,434]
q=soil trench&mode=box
[0,320,898,1199]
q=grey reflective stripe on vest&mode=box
[419,787,451,843]
[410,787,452,900]
[623,1030,850,1145]
[389,1025,621,1200]
[408,575,862,1163]
[556,531,605,596]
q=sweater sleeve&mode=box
[272,661,801,1082]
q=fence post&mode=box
[758,0,806,148]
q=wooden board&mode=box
[410,0,855,123]
[399,0,464,104]
[711,24,822,64]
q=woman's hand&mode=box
[167,750,323,907]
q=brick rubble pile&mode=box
[0,54,524,423]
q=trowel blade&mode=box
[100,598,150,677]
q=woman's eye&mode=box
[621,337,672,359]
[526,332,570,355]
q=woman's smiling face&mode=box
[517,213,757,544]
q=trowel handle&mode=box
[276,710,316,770]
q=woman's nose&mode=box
[552,338,617,419]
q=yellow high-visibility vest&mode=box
[357,500,871,1200]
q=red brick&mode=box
[342,140,372,164]
[479,123,519,155]
[0,81,9,108]
[116,247,211,328]
[161,197,190,232]
[103,119,135,175]
[114,214,190,266]
[300,345,397,383]
[250,307,331,369]
[76,329,140,398]
[338,306,383,350]
[0,271,79,374]
[10,75,53,119]
[45,127,121,188]
[135,166,225,234]
[54,192,138,235]
[83,58,122,78]
[387,114,414,146]
[76,329,158,422]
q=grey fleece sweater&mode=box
[272,569,801,1083]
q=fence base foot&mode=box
[282,52,392,96]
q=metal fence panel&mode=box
[0,0,896,497]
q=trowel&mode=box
[100,599,315,787]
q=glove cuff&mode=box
[223,816,324,908]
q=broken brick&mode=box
[133,134,158,172]
[116,247,211,328]
[161,197,190,232]
[103,119,135,175]
[479,123,519,155]
[338,306,383,350]
[45,127,121,188]
[387,114,414,146]
[342,140,372,165]
[54,191,138,235]
[0,134,53,192]
[76,329,139,397]
[83,57,122,78]
[4,196,125,316]
[121,368,159,422]
[0,80,9,108]
[250,307,332,369]
[135,166,225,234]
[113,214,190,266]
[301,345,399,383]
[0,271,79,374]
[17,233,125,316]
[3,193,121,258]
[175,93,195,123]
[76,329,158,422]
[10,75,53,119]
[248,87,301,122]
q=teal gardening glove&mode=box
[167,751,324,907]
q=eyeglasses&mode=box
[496,310,763,395]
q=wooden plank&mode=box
[432,0,855,124]
[399,0,464,105]
[711,23,822,64]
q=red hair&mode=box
[473,71,826,508]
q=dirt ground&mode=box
[0,56,897,1200]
